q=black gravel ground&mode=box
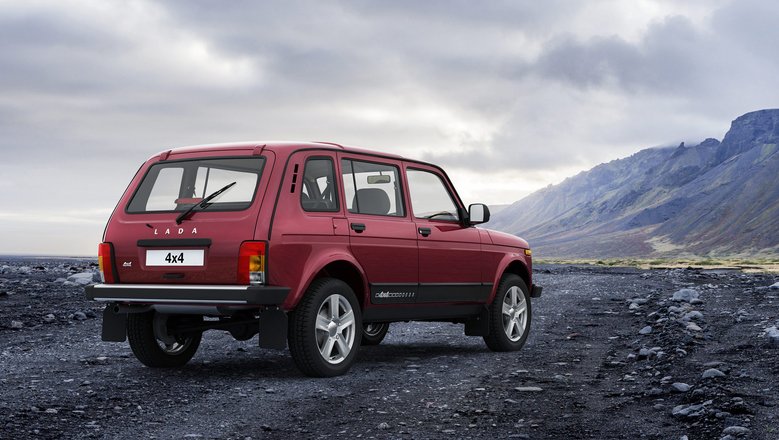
[1,257,778,439]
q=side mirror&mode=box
[468,203,490,225]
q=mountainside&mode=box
[489,109,779,258]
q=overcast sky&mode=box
[2,0,778,255]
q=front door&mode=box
[405,165,487,303]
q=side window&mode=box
[301,157,339,212]
[406,169,459,221]
[341,159,404,217]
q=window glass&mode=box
[301,158,339,212]
[341,159,404,216]
[406,169,459,221]
[127,157,264,213]
[145,168,184,211]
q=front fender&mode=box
[488,254,532,304]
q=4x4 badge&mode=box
[122,262,132,267]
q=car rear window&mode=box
[127,157,265,213]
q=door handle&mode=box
[351,223,366,233]
[418,227,432,237]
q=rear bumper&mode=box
[85,283,290,306]
[531,284,543,298]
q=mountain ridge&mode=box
[488,109,779,258]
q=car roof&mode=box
[165,141,407,161]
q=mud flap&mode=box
[258,307,288,350]
[101,304,127,342]
[464,307,490,336]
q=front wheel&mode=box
[288,278,362,377]
[483,274,532,352]
[127,312,202,368]
[361,322,389,345]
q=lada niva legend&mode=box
[86,142,542,377]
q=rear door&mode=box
[108,154,270,284]
[338,155,418,304]
[405,165,488,303]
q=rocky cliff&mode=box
[488,109,779,258]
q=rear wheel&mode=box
[127,311,202,368]
[483,274,532,352]
[361,322,389,345]
[288,278,362,377]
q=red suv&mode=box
[86,142,541,377]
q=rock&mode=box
[66,272,96,285]
[515,386,543,392]
[682,311,704,321]
[701,368,726,379]
[672,401,709,418]
[765,326,779,347]
[703,361,724,368]
[377,422,391,430]
[673,288,700,303]
[629,302,640,310]
[686,323,702,332]
[769,282,779,290]
[639,326,653,335]
[671,383,691,393]
[10,320,23,329]
[43,314,56,323]
[72,312,88,321]
[722,426,750,436]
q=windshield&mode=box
[127,157,265,213]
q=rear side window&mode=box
[301,157,339,212]
[341,159,404,217]
[127,157,265,213]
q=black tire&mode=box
[361,322,389,346]
[483,274,532,352]
[288,278,362,377]
[127,311,202,368]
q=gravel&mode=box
[1,259,778,439]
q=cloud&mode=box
[1,0,779,254]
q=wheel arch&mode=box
[300,258,369,310]
[489,258,531,304]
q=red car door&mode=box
[338,154,419,305]
[404,164,488,303]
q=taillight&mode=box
[98,242,116,284]
[238,241,266,285]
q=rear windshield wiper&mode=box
[175,181,236,224]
